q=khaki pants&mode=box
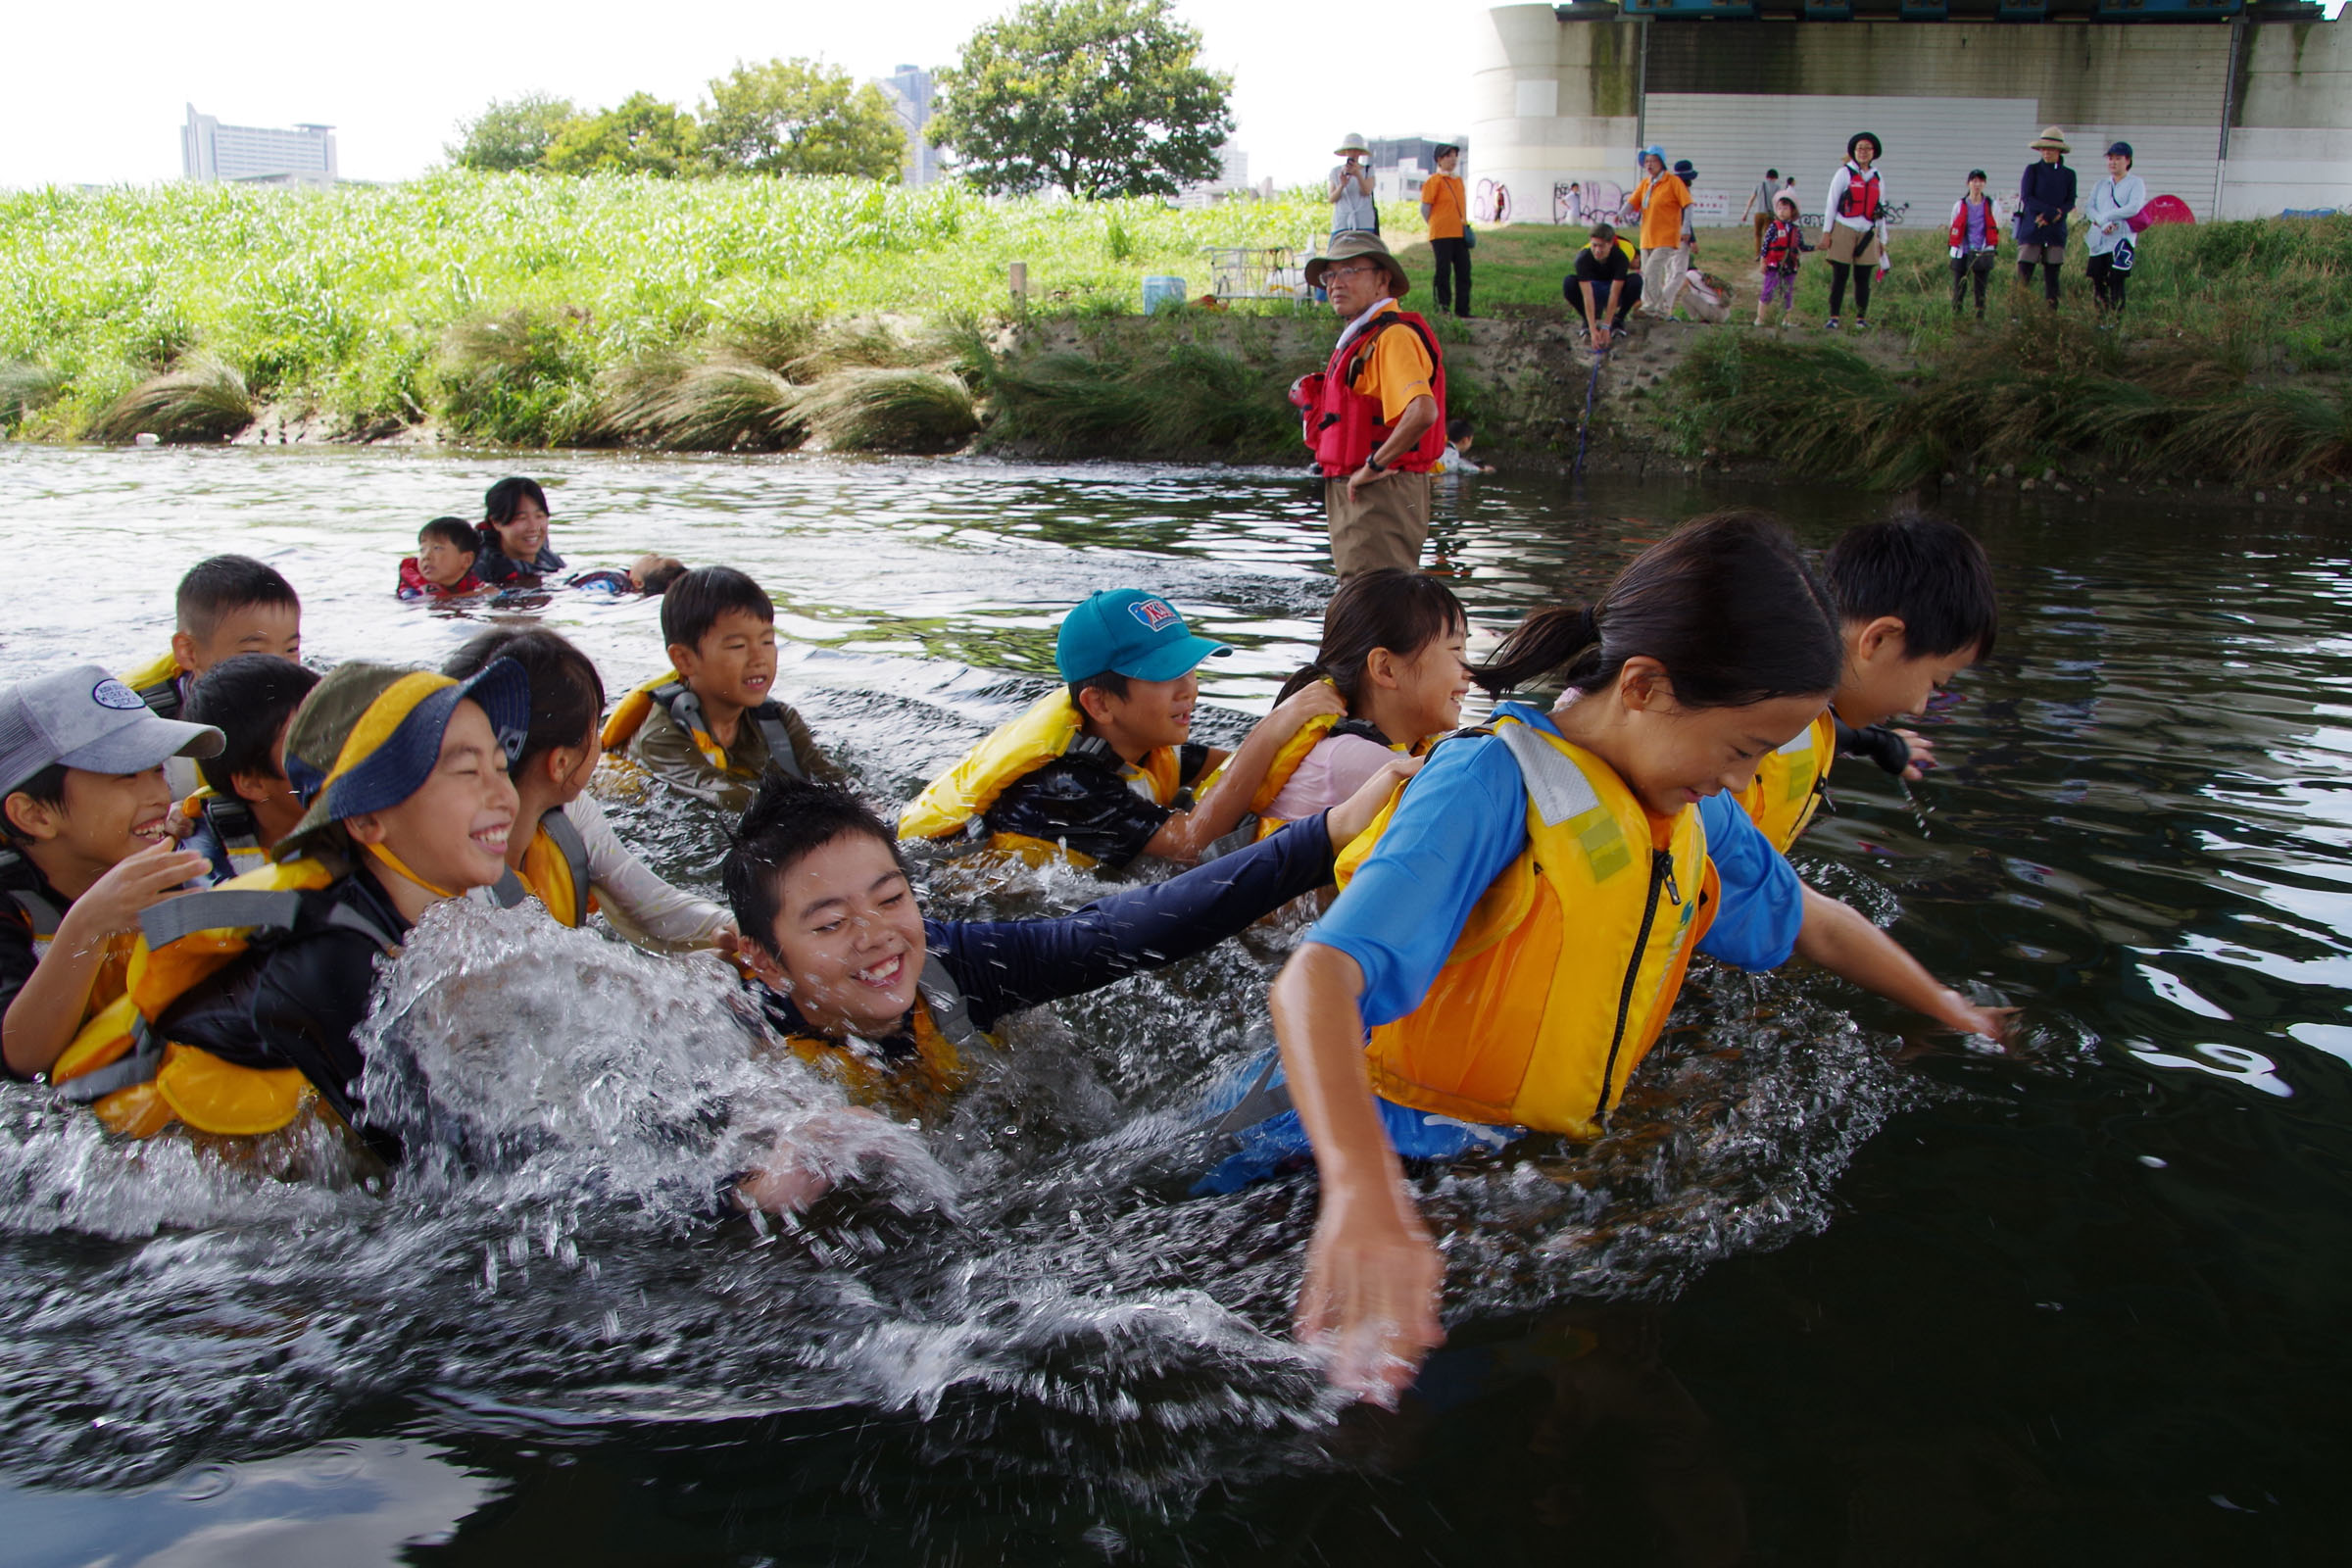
[1325,471,1431,576]
[1640,247,1689,318]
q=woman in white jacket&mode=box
[2084,140,2148,320]
[1821,132,1890,331]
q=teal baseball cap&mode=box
[1054,590,1233,683]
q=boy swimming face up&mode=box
[415,522,480,591]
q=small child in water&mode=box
[398,517,486,600]
[1433,417,1494,476]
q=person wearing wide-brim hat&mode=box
[1330,131,1379,237]
[2018,125,2079,311]
[1821,131,1889,331]
[1291,233,1447,577]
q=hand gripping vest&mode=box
[777,955,991,1125]
[48,857,398,1139]
[600,673,805,780]
[179,789,269,880]
[487,807,595,927]
[122,650,185,720]
[1,851,135,1029]
[1332,714,1718,1140]
[1291,308,1449,478]
[896,688,1183,855]
[1738,710,1837,854]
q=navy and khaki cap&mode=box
[0,665,222,797]
[276,661,530,858]
[1055,591,1233,685]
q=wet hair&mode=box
[637,557,688,595]
[443,627,605,770]
[1279,569,1467,707]
[419,516,479,554]
[723,776,904,958]
[1476,510,1841,707]
[662,566,775,654]
[184,655,321,797]
[1067,670,1131,712]
[481,477,550,560]
[1446,416,1474,443]
[1,763,69,846]
[175,555,299,642]
[1823,514,2000,661]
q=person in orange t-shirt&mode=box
[1419,144,1471,319]
[1625,146,1692,320]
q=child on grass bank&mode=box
[1,667,220,1081]
[601,567,844,814]
[1756,195,1804,328]
[898,590,1346,872]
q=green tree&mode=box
[543,93,701,178]
[701,58,909,179]
[930,0,1234,200]
[447,94,579,172]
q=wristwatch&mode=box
[1364,455,1387,472]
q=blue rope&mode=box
[1572,346,1607,478]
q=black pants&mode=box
[1431,237,1472,318]
[2087,253,2129,314]
[2020,259,2063,307]
[1568,271,1642,329]
[1828,261,1872,318]
[1951,256,1991,314]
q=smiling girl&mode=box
[477,476,565,586]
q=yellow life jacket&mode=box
[488,807,596,927]
[178,789,270,881]
[1333,711,1719,1141]
[896,688,1184,854]
[0,850,136,1037]
[122,650,186,719]
[773,956,993,1124]
[600,673,805,779]
[47,856,396,1140]
[1739,710,1837,854]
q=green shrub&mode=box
[85,354,254,444]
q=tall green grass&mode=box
[0,172,1344,442]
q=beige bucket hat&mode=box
[1334,131,1372,159]
[1304,232,1410,298]
[2030,125,2071,154]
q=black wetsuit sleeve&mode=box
[0,912,37,1082]
[1835,717,1912,777]
[935,811,1338,1030]
[156,929,385,1129]
[980,759,1173,870]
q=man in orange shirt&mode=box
[1292,234,1448,576]
[1625,144,1692,320]
[1420,143,1470,319]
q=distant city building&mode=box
[182,105,337,187]
[1366,134,1468,203]
[872,65,940,187]
[1176,141,1252,208]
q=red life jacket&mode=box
[1760,220,1802,272]
[1947,196,2001,251]
[1838,166,1883,222]
[1293,308,1448,478]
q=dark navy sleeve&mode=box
[981,759,1172,869]
[1695,792,1804,970]
[931,812,1338,1030]
[1835,717,1911,777]
[0,910,38,1081]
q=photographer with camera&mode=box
[1330,132,1380,238]
[1820,131,1889,332]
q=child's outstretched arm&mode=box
[1793,885,2015,1041]
[1143,682,1348,861]
[1273,943,1446,1405]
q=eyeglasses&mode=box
[1323,264,1377,283]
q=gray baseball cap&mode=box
[0,664,224,796]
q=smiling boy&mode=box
[604,566,844,812]
[901,589,1346,871]
[1,666,221,1081]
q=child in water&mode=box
[120,554,301,797]
[398,517,486,600]
[1,666,220,1080]
[476,477,564,586]
[720,762,1414,1204]
[443,627,736,952]
[1243,570,1471,833]
[602,566,845,812]
[179,654,321,883]
[900,589,1346,870]
[1243,512,2006,1400]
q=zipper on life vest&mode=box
[1595,848,1681,1121]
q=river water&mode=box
[0,445,2345,1565]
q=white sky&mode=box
[0,0,1486,190]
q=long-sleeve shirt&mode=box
[627,694,843,814]
[1825,163,1888,238]
[752,811,1340,1051]
[2019,160,2078,246]
[2083,173,2147,257]
[467,794,732,949]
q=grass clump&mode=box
[594,355,807,451]
[434,307,601,446]
[800,368,979,453]
[976,315,1321,459]
[85,354,255,444]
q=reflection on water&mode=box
[2,446,2351,1559]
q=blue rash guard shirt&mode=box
[1199,705,1802,1191]
[752,810,1338,1054]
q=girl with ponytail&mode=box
[1254,570,1471,826]
[1224,511,2000,1403]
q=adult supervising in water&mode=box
[1292,234,1447,578]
